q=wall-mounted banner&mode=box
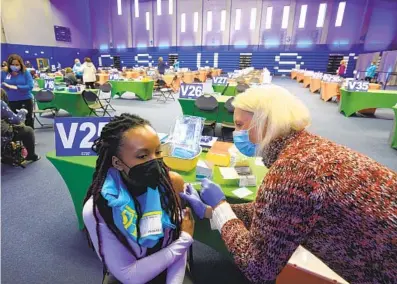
[55,117,112,156]
[179,84,204,99]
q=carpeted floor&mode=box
[1,77,396,284]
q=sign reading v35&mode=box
[346,80,369,92]
[55,117,112,156]
[179,84,204,99]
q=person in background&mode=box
[365,61,377,82]
[158,57,167,75]
[1,89,40,162]
[173,60,180,72]
[83,113,194,283]
[25,61,33,68]
[82,57,97,89]
[64,67,78,86]
[2,61,8,71]
[29,69,39,79]
[181,86,397,284]
[1,54,35,129]
[337,60,346,77]
[73,58,83,80]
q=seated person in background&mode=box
[83,113,195,284]
[365,61,377,82]
[30,69,39,79]
[64,67,78,86]
[1,89,40,162]
[25,61,33,68]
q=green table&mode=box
[55,76,64,83]
[46,151,267,255]
[212,84,237,96]
[109,80,154,101]
[32,88,94,117]
[391,106,397,149]
[36,79,45,89]
[178,96,232,124]
[339,89,397,117]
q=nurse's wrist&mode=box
[213,200,227,210]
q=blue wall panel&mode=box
[1,43,388,78]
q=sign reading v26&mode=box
[54,117,112,156]
[179,84,204,99]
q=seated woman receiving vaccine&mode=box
[83,113,194,284]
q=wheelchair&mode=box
[1,123,27,168]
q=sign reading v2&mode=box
[346,80,369,92]
[54,117,112,156]
[179,84,204,99]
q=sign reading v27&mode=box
[54,117,112,156]
[179,84,204,99]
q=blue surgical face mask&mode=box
[10,65,21,72]
[233,130,257,157]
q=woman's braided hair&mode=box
[83,113,182,267]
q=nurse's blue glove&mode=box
[179,184,207,219]
[200,178,226,208]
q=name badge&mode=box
[6,74,11,80]
[140,214,163,237]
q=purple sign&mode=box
[179,84,204,99]
[55,117,112,156]
[44,78,55,90]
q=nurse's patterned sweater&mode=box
[222,131,397,283]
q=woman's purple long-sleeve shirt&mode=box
[83,197,193,284]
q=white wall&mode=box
[1,0,92,48]
[2,0,55,46]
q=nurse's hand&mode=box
[200,178,226,208]
[179,184,208,219]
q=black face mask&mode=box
[119,158,164,195]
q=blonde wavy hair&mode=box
[232,85,311,153]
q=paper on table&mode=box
[219,167,240,179]
[255,157,265,166]
[232,187,253,199]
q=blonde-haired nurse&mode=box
[180,85,397,284]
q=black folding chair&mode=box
[221,97,236,141]
[33,90,58,128]
[82,90,112,117]
[194,95,219,136]
[98,82,116,111]
[236,83,250,93]
[156,79,175,103]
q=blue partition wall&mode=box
[92,44,373,77]
[2,42,396,78]
[1,43,96,70]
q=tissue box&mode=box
[239,175,257,187]
[196,160,213,180]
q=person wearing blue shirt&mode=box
[157,57,167,75]
[365,61,377,82]
[73,58,83,81]
[1,54,35,128]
